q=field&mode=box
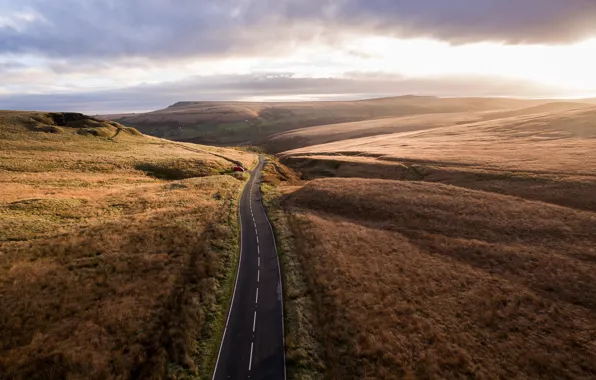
[263,103,596,379]
[106,96,596,146]
[0,111,255,379]
[5,96,596,379]
[266,101,594,152]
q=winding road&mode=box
[212,155,286,380]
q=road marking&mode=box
[248,342,254,371]
[258,257,260,267]
[257,269,260,283]
[257,245,260,255]
[254,222,257,229]
[256,236,259,244]
[255,228,258,235]
[253,310,257,332]
[255,288,259,303]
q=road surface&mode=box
[212,155,286,380]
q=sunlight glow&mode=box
[3,33,596,99]
[346,36,596,91]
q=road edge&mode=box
[210,171,251,380]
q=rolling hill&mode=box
[106,96,596,146]
[266,101,594,152]
[0,111,255,379]
[260,103,596,379]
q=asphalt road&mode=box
[212,155,286,380]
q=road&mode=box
[212,155,286,380]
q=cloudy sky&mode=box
[2,0,596,113]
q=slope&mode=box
[0,111,255,379]
[108,96,590,145]
[261,104,596,379]
[281,178,596,379]
[266,101,593,152]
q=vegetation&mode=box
[105,96,596,146]
[0,111,255,379]
[262,103,596,379]
[276,178,596,379]
[5,96,596,379]
[260,159,325,380]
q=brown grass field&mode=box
[262,103,596,379]
[267,101,594,152]
[4,96,596,380]
[282,179,596,379]
[0,111,255,379]
[106,96,596,146]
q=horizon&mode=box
[6,93,596,116]
[2,1,596,113]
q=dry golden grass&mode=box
[282,106,596,212]
[267,102,593,152]
[0,112,255,379]
[260,160,324,380]
[109,96,590,145]
[284,106,596,174]
[264,105,596,379]
[282,178,596,380]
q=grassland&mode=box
[282,106,596,212]
[260,160,326,380]
[106,96,596,146]
[264,104,596,379]
[0,111,255,379]
[267,101,594,152]
[282,179,596,379]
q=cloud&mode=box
[0,73,566,114]
[1,0,596,61]
[332,0,596,44]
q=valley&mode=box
[2,96,596,380]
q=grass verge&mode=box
[260,158,325,380]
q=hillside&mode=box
[108,96,584,145]
[281,106,596,211]
[281,178,596,379]
[261,104,596,379]
[0,111,255,379]
[266,101,594,152]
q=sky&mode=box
[1,0,596,113]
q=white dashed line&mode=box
[256,236,259,244]
[255,288,259,304]
[248,342,254,371]
[257,269,260,283]
[258,257,260,267]
[253,310,257,332]
[257,245,260,255]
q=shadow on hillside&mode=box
[286,179,596,314]
[283,156,596,212]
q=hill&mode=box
[107,96,589,145]
[261,104,596,379]
[0,111,255,379]
[280,178,596,379]
[266,101,594,152]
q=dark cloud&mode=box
[333,0,596,44]
[1,0,596,61]
[0,73,564,114]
